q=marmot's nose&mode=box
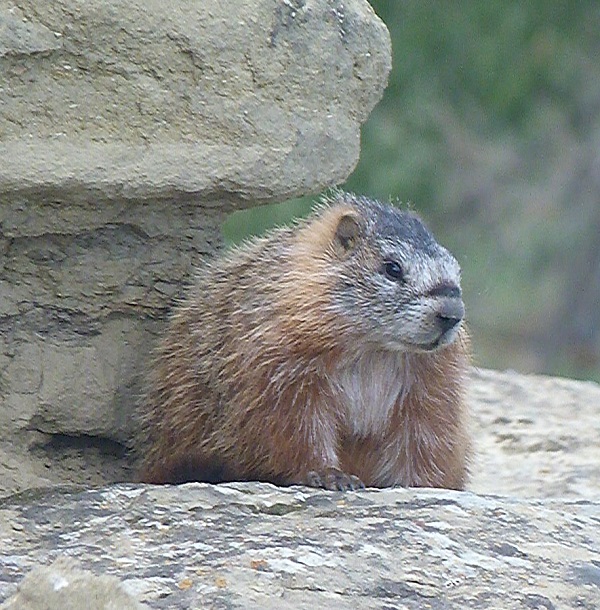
[435,298,465,334]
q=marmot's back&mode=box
[137,192,471,490]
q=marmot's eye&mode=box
[383,260,404,282]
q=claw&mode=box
[306,467,365,491]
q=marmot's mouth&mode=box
[403,325,461,353]
[431,325,461,350]
[410,340,443,353]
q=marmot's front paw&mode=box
[305,467,365,491]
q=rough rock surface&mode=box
[1,483,599,609]
[469,368,600,500]
[1,557,147,610]
[0,0,391,492]
[0,0,390,202]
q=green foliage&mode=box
[347,0,597,202]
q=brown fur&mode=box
[137,193,471,490]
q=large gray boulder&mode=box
[0,483,598,609]
[0,0,391,492]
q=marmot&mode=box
[137,192,471,491]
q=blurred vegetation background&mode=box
[223,0,600,382]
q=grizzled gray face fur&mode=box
[330,196,464,353]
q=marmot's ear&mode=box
[333,211,363,255]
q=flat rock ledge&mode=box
[1,483,598,609]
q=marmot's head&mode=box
[320,193,464,353]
